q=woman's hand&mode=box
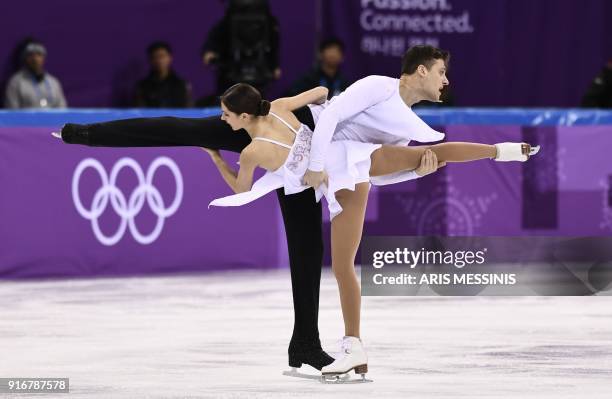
[201,147,220,159]
[316,87,329,104]
[303,169,329,189]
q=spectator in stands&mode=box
[199,0,280,102]
[581,59,612,108]
[135,41,192,108]
[4,41,67,109]
[285,38,350,99]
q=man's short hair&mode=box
[147,41,172,57]
[319,37,345,53]
[401,45,450,75]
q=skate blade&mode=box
[282,368,321,381]
[51,132,61,139]
[321,370,374,384]
[321,374,373,384]
[529,145,540,156]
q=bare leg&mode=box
[369,142,497,177]
[331,183,370,338]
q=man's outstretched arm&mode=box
[303,76,394,188]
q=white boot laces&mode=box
[342,337,352,354]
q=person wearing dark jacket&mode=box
[286,38,350,99]
[581,60,612,108]
[135,41,192,108]
[201,0,281,95]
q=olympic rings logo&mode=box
[72,157,183,246]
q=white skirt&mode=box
[209,140,382,220]
[314,140,381,219]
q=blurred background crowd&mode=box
[2,0,611,110]
[2,0,355,110]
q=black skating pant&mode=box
[67,107,325,349]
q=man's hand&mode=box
[415,149,446,177]
[302,169,328,189]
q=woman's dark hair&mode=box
[401,45,450,75]
[220,83,271,116]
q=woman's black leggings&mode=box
[64,106,325,347]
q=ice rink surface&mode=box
[1,268,611,399]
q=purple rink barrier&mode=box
[349,125,612,237]
[0,113,288,279]
[0,108,611,279]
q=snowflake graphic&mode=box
[394,175,498,235]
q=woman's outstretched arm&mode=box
[272,86,328,111]
[203,146,258,193]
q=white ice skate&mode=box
[320,336,371,383]
[494,142,540,162]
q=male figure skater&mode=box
[54,47,448,371]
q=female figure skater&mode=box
[205,82,539,380]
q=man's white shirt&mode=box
[306,75,445,185]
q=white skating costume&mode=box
[307,75,444,172]
[209,76,538,380]
[209,112,385,219]
[209,75,445,219]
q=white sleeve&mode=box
[308,76,394,171]
[370,170,421,186]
